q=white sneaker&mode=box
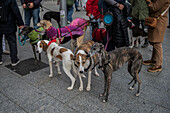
[11,60,20,66]
[0,61,3,65]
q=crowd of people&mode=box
[0,0,170,72]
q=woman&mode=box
[143,0,170,72]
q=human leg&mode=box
[0,34,3,64]
[2,35,10,55]
[24,9,32,26]
[32,8,40,29]
[67,6,74,23]
[5,33,19,65]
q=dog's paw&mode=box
[129,46,133,48]
[129,86,134,90]
[58,71,62,75]
[99,93,103,97]
[67,87,73,91]
[102,99,107,103]
[95,73,100,77]
[135,93,140,97]
[86,87,91,91]
[49,74,53,78]
[79,87,83,91]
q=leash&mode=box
[18,28,26,46]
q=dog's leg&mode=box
[63,62,76,90]
[55,61,62,75]
[136,72,141,97]
[136,37,139,47]
[48,58,53,78]
[86,70,92,91]
[39,53,41,62]
[129,37,134,48]
[32,45,38,62]
[70,39,74,52]
[94,67,99,76]
[100,72,107,97]
[78,73,83,91]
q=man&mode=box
[0,0,24,66]
[20,0,42,29]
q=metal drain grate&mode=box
[5,58,48,76]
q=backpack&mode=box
[0,1,7,23]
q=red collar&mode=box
[130,25,135,28]
[46,26,52,32]
[48,39,56,46]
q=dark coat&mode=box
[103,0,130,51]
[0,0,24,34]
[20,0,42,9]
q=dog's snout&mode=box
[79,71,83,73]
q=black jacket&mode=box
[20,0,42,9]
[0,0,24,34]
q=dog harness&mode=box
[48,39,57,46]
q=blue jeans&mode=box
[24,8,40,29]
[67,6,74,22]
[75,0,79,10]
[0,33,18,63]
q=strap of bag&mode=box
[157,5,170,19]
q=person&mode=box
[67,0,74,23]
[75,0,80,11]
[167,10,170,28]
[143,0,170,72]
[0,0,24,66]
[86,0,102,39]
[102,0,130,51]
[20,0,42,29]
[130,0,149,48]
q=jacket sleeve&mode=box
[148,0,169,13]
[20,0,25,5]
[104,0,119,7]
[130,0,134,7]
[33,0,42,6]
[11,0,24,26]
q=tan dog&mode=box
[37,20,86,52]
[73,40,99,91]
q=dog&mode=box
[88,42,142,102]
[36,40,76,90]
[128,20,148,48]
[43,11,61,28]
[19,26,46,62]
[37,20,86,52]
[72,40,99,91]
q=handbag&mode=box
[145,5,169,28]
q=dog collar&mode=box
[48,39,57,46]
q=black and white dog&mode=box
[87,42,143,103]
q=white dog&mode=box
[36,40,76,90]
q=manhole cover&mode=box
[5,58,48,76]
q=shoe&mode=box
[141,43,149,48]
[67,21,70,24]
[11,59,20,66]
[76,9,80,12]
[167,25,170,28]
[147,65,162,72]
[143,60,156,66]
[0,61,3,65]
[3,50,10,55]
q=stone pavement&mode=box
[0,1,170,113]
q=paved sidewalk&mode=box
[0,2,170,113]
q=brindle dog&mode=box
[87,42,143,103]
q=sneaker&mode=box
[0,61,3,65]
[3,50,10,55]
[11,60,20,66]
[143,60,156,66]
[76,9,81,12]
[147,65,162,72]
[141,43,149,48]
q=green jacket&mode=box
[130,0,149,20]
[67,0,74,6]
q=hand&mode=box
[88,13,91,18]
[118,4,124,10]
[18,26,24,29]
[28,2,34,9]
[23,4,26,8]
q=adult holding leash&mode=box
[102,0,130,51]
[0,0,24,66]
[143,0,170,72]
[20,0,42,29]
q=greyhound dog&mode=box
[87,42,143,103]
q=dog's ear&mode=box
[71,55,76,60]
[41,40,48,51]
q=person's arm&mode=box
[146,0,169,13]
[11,0,24,27]
[33,0,42,6]
[86,0,93,17]
[130,0,134,7]
[20,0,25,5]
[105,0,124,10]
